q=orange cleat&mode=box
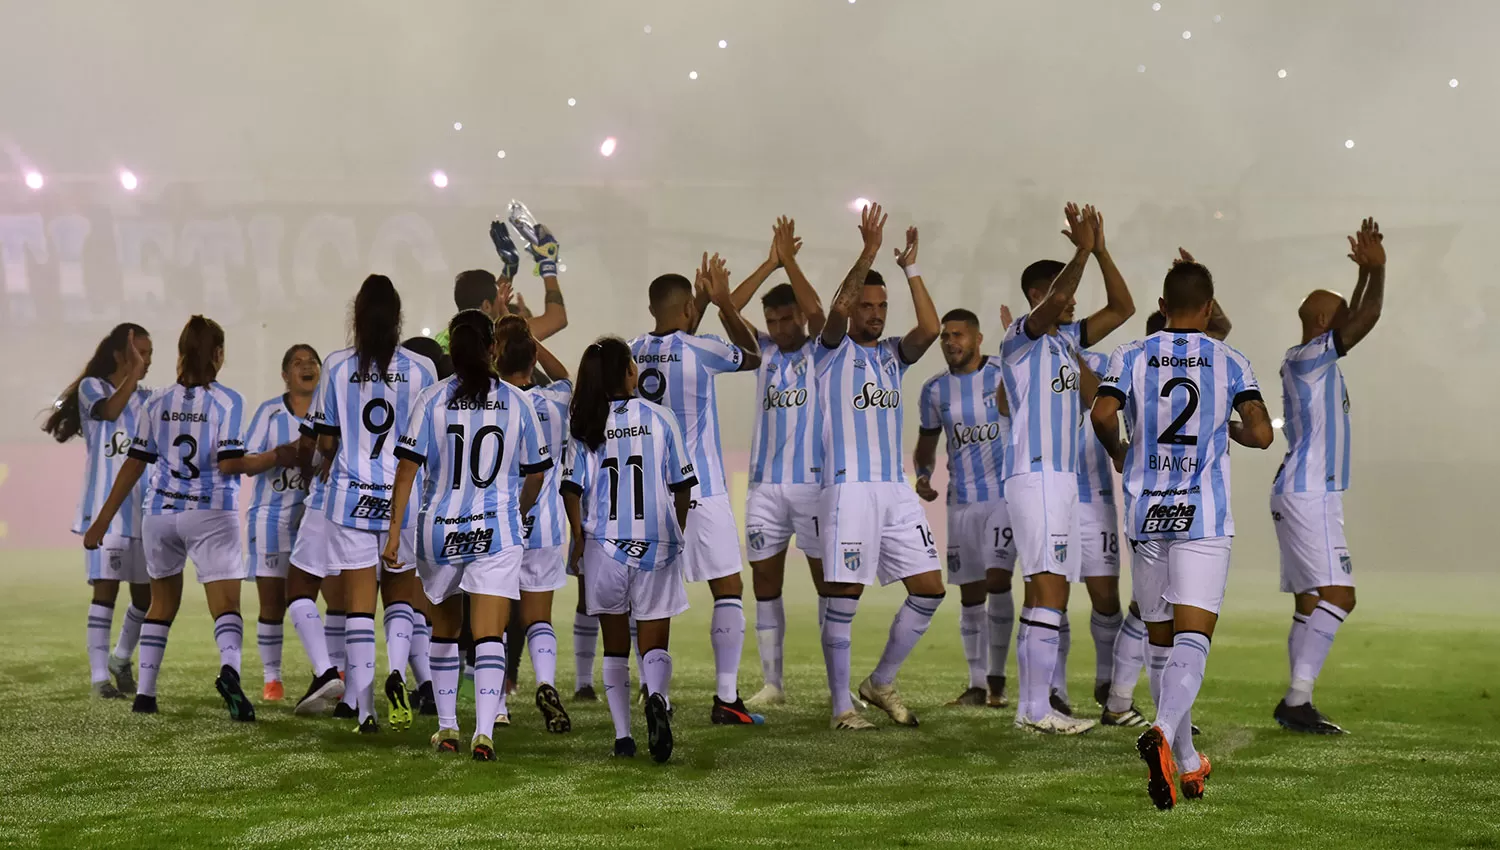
[1180,752,1212,800]
[1136,725,1179,810]
[262,680,285,702]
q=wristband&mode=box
[915,465,934,480]
[903,264,921,280]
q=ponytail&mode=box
[178,315,225,387]
[352,274,402,379]
[495,314,537,377]
[447,309,497,404]
[569,336,633,450]
[41,322,149,443]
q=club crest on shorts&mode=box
[1339,551,1353,574]
[1051,534,1068,564]
[843,547,861,572]
[946,547,960,573]
[747,529,766,552]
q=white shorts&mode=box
[521,544,568,593]
[1004,471,1081,581]
[143,510,246,584]
[418,547,523,605]
[247,552,291,581]
[681,492,745,583]
[1130,537,1233,622]
[945,499,1017,586]
[1078,498,1121,579]
[84,534,149,584]
[325,522,416,574]
[582,538,689,621]
[744,482,823,562]
[289,508,333,578]
[1271,491,1353,594]
[820,481,941,587]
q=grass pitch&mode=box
[0,554,1496,849]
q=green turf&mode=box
[1,554,1496,849]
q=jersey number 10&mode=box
[446,423,505,489]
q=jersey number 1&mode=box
[601,455,645,521]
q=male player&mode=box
[629,252,764,724]
[817,202,943,730]
[1271,219,1385,734]
[1000,203,1133,734]
[1091,258,1274,809]
[914,309,1014,708]
[437,221,568,350]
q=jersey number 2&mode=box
[1157,377,1199,446]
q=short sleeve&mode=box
[918,378,942,434]
[812,335,845,376]
[127,393,160,463]
[517,395,553,476]
[394,392,432,465]
[686,334,744,375]
[215,390,246,461]
[537,379,574,409]
[1283,332,1340,380]
[560,439,589,496]
[660,410,699,492]
[78,378,112,421]
[1095,344,1130,405]
[1000,316,1039,364]
[1228,347,1263,409]
[313,366,339,434]
[881,337,914,374]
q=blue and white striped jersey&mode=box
[395,377,551,566]
[917,357,1009,505]
[522,379,573,550]
[1272,331,1350,495]
[628,332,742,498]
[297,416,329,513]
[128,383,246,514]
[73,378,152,536]
[999,317,1085,479]
[1097,330,1262,541]
[561,398,698,572]
[311,346,438,531]
[817,336,912,485]
[749,334,821,485]
[1076,349,1116,505]
[244,396,308,554]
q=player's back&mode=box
[133,382,246,514]
[817,335,910,485]
[74,378,153,536]
[522,379,573,549]
[1272,331,1350,494]
[917,357,1008,504]
[628,331,742,497]
[749,334,821,484]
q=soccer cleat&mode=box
[108,655,137,695]
[356,716,380,735]
[1094,680,1111,708]
[637,683,649,705]
[745,684,786,708]
[431,728,462,754]
[536,683,572,734]
[294,668,345,716]
[411,681,437,716]
[385,670,412,731]
[131,693,158,714]
[1136,726,1179,810]
[1050,690,1075,718]
[947,686,988,707]
[574,685,599,702]
[858,676,918,727]
[262,681,285,702]
[332,701,358,720]
[712,696,765,725]
[613,736,637,758]
[471,735,496,762]
[645,692,674,763]
[831,710,877,731]
[1180,752,1212,800]
[1274,699,1346,734]
[93,681,125,700]
[986,675,1009,708]
[1101,706,1151,728]
[215,666,257,722]
[1024,712,1097,735]
[495,713,511,728]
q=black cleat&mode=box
[357,716,380,735]
[332,700,358,720]
[574,685,599,702]
[711,695,764,725]
[1274,699,1346,734]
[294,667,345,716]
[384,670,412,730]
[645,693,674,763]
[131,693,158,714]
[1192,724,1202,736]
[1049,689,1074,718]
[1094,680,1111,708]
[215,665,257,722]
[986,675,1008,708]
[536,683,572,733]
[411,681,437,716]
[947,686,988,707]
[612,736,637,758]
[471,734,496,761]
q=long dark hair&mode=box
[42,322,149,443]
[448,310,497,404]
[178,315,225,387]
[352,274,401,378]
[495,315,537,377]
[569,336,634,450]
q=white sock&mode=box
[214,612,244,674]
[872,594,943,687]
[603,654,632,740]
[112,603,147,662]
[710,597,746,702]
[1050,612,1072,702]
[959,602,987,689]
[86,603,114,684]
[496,639,510,716]
[1090,609,1123,688]
[1013,607,1033,722]
[821,597,859,716]
[324,610,347,673]
[527,621,559,687]
[137,620,171,697]
[1147,640,1172,710]
[573,612,599,690]
[345,614,378,722]
[1106,612,1148,713]
[1286,612,1309,695]
[409,615,432,687]
[257,618,284,682]
[642,647,673,700]
[288,598,332,674]
[1155,631,1211,747]
[1288,601,1348,707]
[755,597,786,690]
[1175,706,1200,773]
[430,639,461,732]
[383,602,414,678]
[986,591,1014,679]
[1021,607,1063,721]
[473,639,506,741]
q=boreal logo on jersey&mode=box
[349,495,393,520]
[1140,502,1197,534]
[441,528,494,558]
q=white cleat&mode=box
[1024,712,1098,735]
[831,709,877,731]
[745,684,786,708]
[858,676,918,727]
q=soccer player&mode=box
[1091,259,1274,809]
[914,309,1015,708]
[562,337,698,762]
[83,316,283,720]
[628,252,764,724]
[383,309,551,761]
[435,221,567,351]
[1000,203,1133,734]
[309,274,438,734]
[241,344,321,702]
[45,323,155,699]
[1271,219,1386,734]
[817,202,943,730]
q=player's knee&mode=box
[1320,586,1355,613]
[958,582,987,607]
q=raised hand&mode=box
[1091,207,1107,254]
[528,224,560,277]
[858,202,887,254]
[1347,217,1385,268]
[490,221,521,280]
[1172,247,1196,267]
[894,226,919,269]
[1061,202,1097,254]
[701,252,733,304]
[773,216,802,266]
[1000,303,1014,328]
[123,329,145,378]
[495,275,515,313]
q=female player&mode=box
[385,309,552,761]
[45,323,154,699]
[311,274,436,733]
[561,337,698,763]
[241,344,321,701]
[83,315,288,720]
